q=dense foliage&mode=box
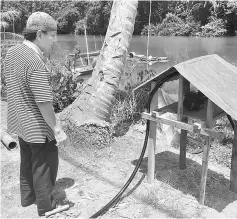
[1,1,236,37]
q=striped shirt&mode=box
[4,40,55,143]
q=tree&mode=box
[74,1,112,35]
[60,0,138,145]
[190,2,212,25]
[57,6,80,34]
[0,10,20,33]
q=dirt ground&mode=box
[1,100,237,218]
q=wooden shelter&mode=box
[134,54,237,205]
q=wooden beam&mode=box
[177,75,189,120]
[230,120,237,193]
[142,112,224,140]
[178,75,190,169]
[68,51,100,58]
[147,82,158,184]
[199,99,213,205]
[155,101,225,123]
[79,51,100,58]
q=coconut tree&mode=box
[1,10,20,33]
[60,0,138,144]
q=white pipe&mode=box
[0,128,17,150]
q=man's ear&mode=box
[36,30,43,41]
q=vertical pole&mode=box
[94,35,97,51]
[84,25,90,65]
[178,75,190,170]
[199,99,213,205]
[73,55,76,71]
[13,16,15,42]
[230,120,237,193]
[148,81,158,184]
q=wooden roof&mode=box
[133,54,237,121]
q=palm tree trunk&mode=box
[60,0,138,128]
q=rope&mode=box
[146,0,152,71]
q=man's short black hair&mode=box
[23,31,47,42]
[24,32,37,42]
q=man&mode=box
[4,12,67,216]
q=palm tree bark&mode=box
[60,0,138,128]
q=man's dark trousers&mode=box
[18,137,58,216]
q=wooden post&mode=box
[94,35,97,51]
[84,25,90,65]
[199,99,213,205]
[230,120,237,193]
[148,81,158,184]
[178,75,190,170]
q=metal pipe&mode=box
[0,128,17,150]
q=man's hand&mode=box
[54,125,68,147]
[36,101,68,147]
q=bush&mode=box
[163,12,183,24]
[141,24,160,36]
[74,19,86,35]
[47,59,79,113]
[199,16,227,37]
[111,69,156,125]
[141,13,201,36]
[111,85,150,125]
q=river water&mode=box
[53,34,237,86]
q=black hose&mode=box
[90,72,178,218]
[227,114,235,130]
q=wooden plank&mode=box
[79,50,100,58]
[230,120,237,193]
[68,51,100,58]
[156,101,225,122]
[142,112,224,140]
[147,82,158,184]
[177,76,184,120]
[178,76,190,170]
[199,99,213,205]
[179,117,188,170]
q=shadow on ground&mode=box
[58,147,190,217]
[113,120,134,137]
[53,177,75,204]
[132,151,237,212]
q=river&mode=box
[53,34,237,86]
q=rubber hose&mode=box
[227,114,235,130]
[90,72,178,218]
